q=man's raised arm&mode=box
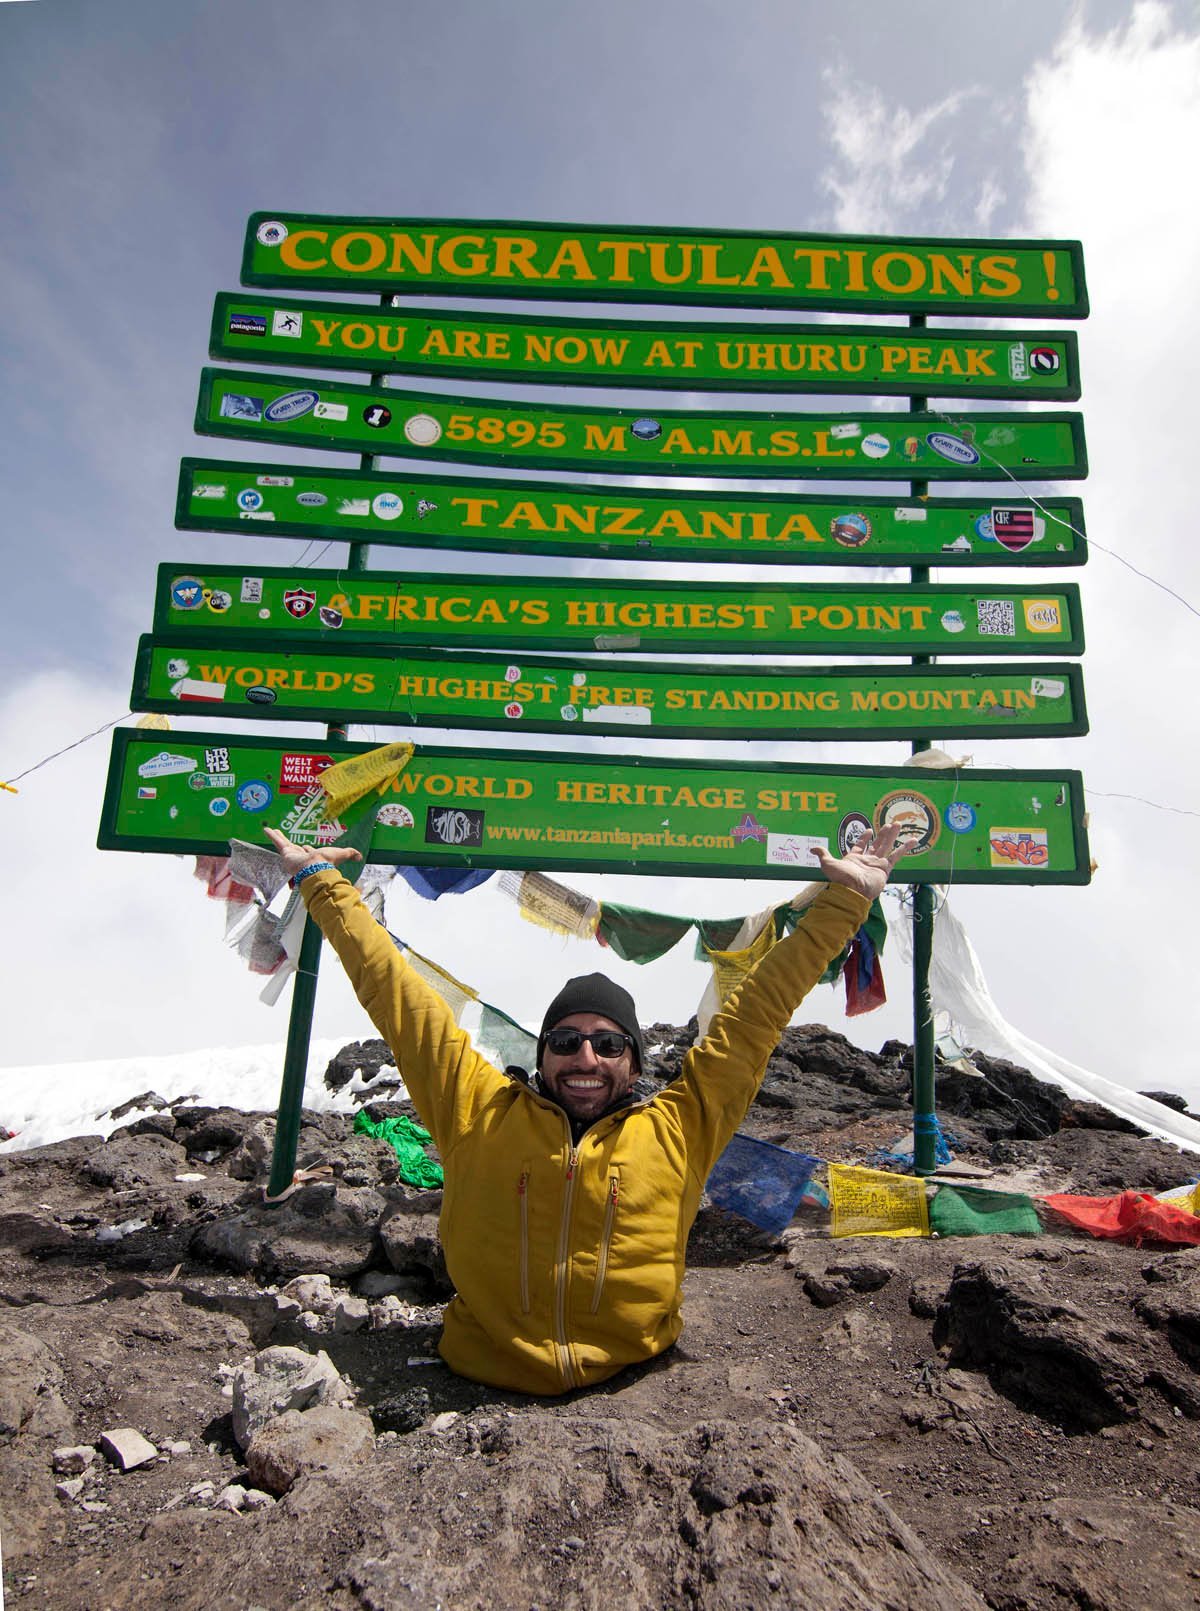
[263,828,506,1149]
[655,826,903,1177]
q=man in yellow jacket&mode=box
[266,825,900,1395]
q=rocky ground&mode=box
[3,1024,1200,1609]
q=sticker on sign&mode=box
[766,833,829,867]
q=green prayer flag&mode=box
[477,1004,538,1072]
[693,914,748,957]
[929,1183,1042,1238]
[353,1111,444,1188]
[781,897,887,984]
[598,903,695,964]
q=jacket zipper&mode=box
[517,1169,531,1315]
[589,1172,620,1314]
[553,1127,579,1391]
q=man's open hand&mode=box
[264,825,363,881]
[811,822,903,903]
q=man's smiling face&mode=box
[538,1012,638,1125]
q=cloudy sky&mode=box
[2,0,1198,1110]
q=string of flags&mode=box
[190,840,1200,1246]
[183,744,1200,1243]
[363,934,1200,1246]
[193,840,887,1020]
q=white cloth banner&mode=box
[889,893,1200,1153]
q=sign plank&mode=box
[242,215,1087,317]
[197,369,1088,481]
[155,565,1085,657]
[100,729,1091,885]
[133,638,1089,742]
[211,293,1081,400]
[178,458,1087,567]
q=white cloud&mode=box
[820,74,970,234]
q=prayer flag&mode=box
[597,902,694,964]
[317,741,414,818]
[829,1163,930,1239]
[353,1111,443,1189]
[705,1134,820,1236]
[1156,1182,1200,1214]
[1042,1191,1200,1247]
[477,1004,539,1073]
[499,870,599,939]
[929,1183,1041,1237]
[704,914,777,1010]
[403,947,479,1023]
[399,866,494,900]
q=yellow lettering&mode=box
[742,246,791,288]
[279,230,328,271]
[438,234,489,277]
[329,232,386,273]
[544,238,596,281]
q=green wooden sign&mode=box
[197,370,1088,481]
[178,458,1087,568]
[211,293,1081,400]
[242,215,1087,317]
[134,637,1089,742]
[156,565,1085,656]
[100,729,1091,885]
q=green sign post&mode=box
[242,215,1087,316]
[177,458,1086,568]
[133,637,1089,742]
[104,213,1092,1197]
[101,728,1090,885]
[156,564,1084,657]
[197,368,1088,480]
[211,293,1081,400]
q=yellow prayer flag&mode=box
[403,946,479,1025]
[507,871,600,940]
[1156,1182,1200,1215]
[829,1163,930,1239]
[704,917,776,1010]
[318,742,414,818]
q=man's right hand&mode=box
[810,822,903,903]
[264,825,363,881]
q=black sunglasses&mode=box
[544,1027,633,1059]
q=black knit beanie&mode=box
[537,973,644,1072]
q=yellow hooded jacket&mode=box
[301,871,869,1395]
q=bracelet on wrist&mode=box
[290,860,336,889]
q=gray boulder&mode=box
[245,1404,375,1495]
[933,1259,1143,1429]
[379,1190,450,1293]
[230,1345,345,1452]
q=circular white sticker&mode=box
[861,433,891,459]
[504,665,521,683]
[404,413,442,447]
[372,492,404,521]
[560,706,578,722]
[572,672,587,687]
[256,220,288,247]
[941,610,966,633]
[258,608,271,619]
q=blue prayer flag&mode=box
[706,1134,820,1235]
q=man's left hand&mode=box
[265,825,363,881]
[811,823,903,903]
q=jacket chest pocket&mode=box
[589,1170,621,1315]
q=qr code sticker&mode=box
[977,599,1016,637]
